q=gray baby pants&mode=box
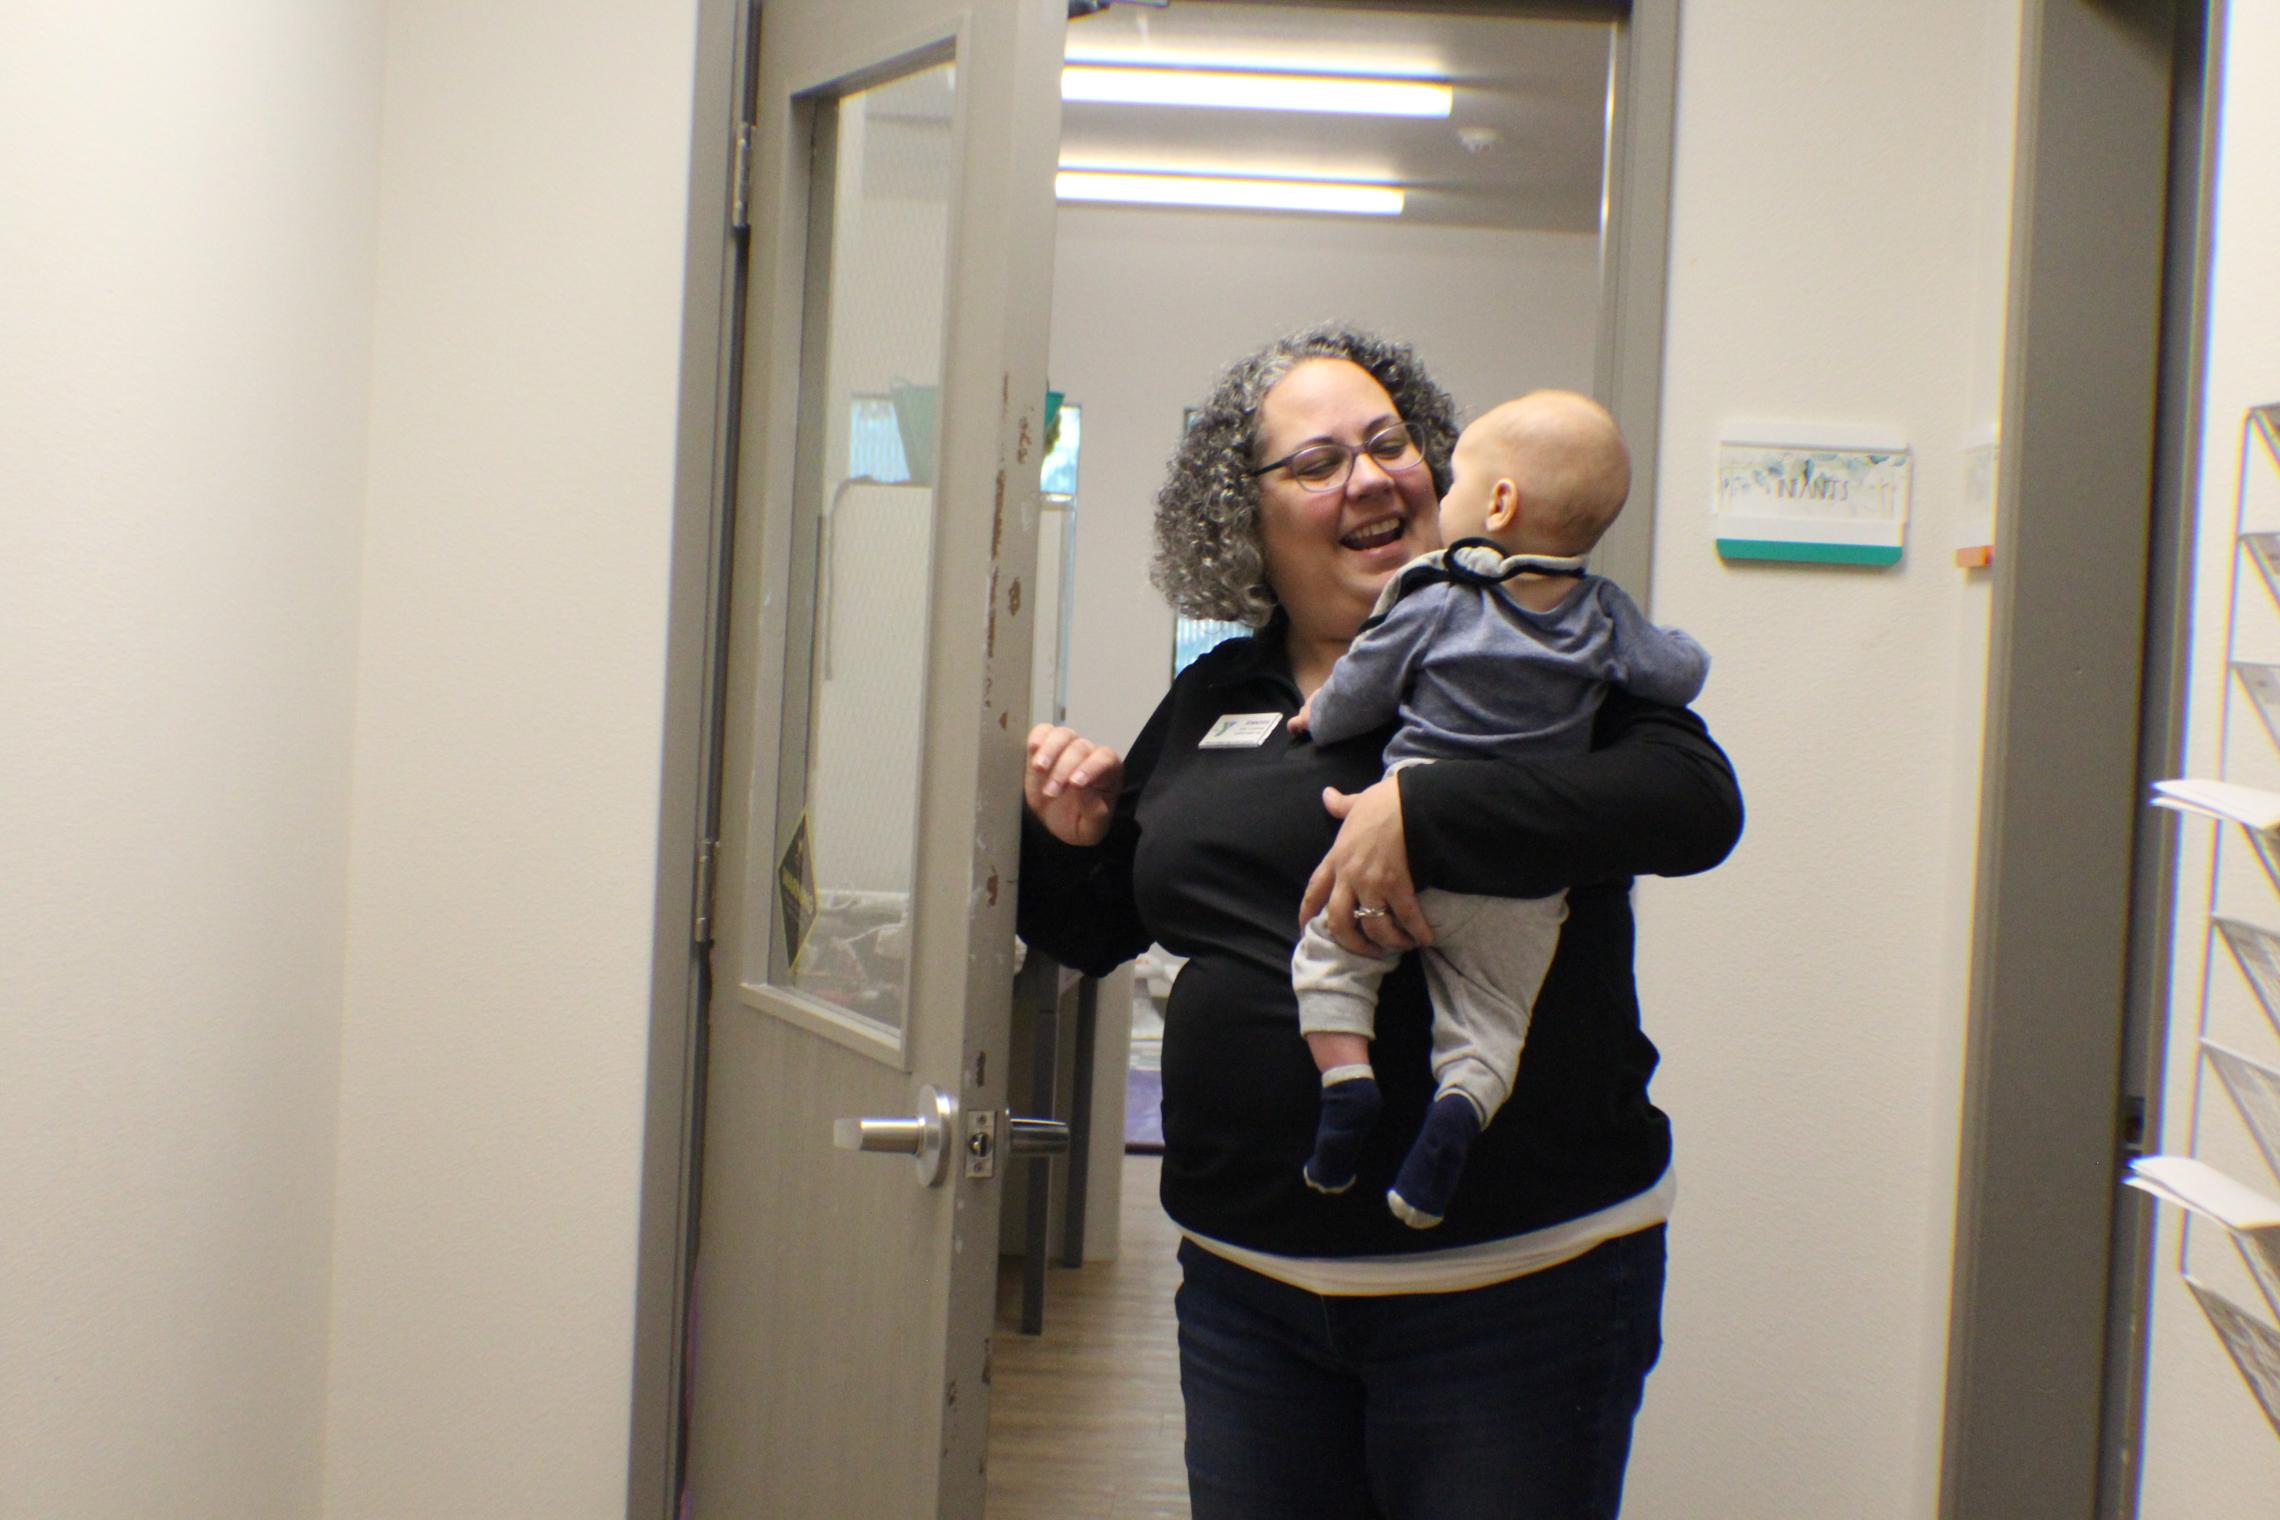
[1291,887,1569,1122]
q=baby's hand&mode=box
[1289,695,1315,735]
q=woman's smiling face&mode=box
[1252,358,1441,649]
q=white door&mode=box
[682,2,1066,1515]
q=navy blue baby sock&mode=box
[1302,1067,1381,1195]
[1387,1092,1484,1228]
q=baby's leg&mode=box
[1305,1029,1371,1075]
[1418,890,1566,1124]
[1292,911,1395,1195]
[1387,890,1567,1228]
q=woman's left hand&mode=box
[1300,776,1435,955]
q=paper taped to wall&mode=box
[1712,425,1910,567]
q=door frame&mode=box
[624,1,756,1515]
[2100,7,2222,1513]
[624,2,1680,1516]
[1939,3,2195,1519]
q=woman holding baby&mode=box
[1017,323,1740,1519]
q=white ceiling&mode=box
[1059,2,1614,233]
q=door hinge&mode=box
[730,123,754,236]
[693,837,720,945]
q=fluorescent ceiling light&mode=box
[1056,170,1404,216]
[1062,64,1452,118]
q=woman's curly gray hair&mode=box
[1150,323,1460,628]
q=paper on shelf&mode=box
[2129,1154,2280,1317]
[2206,1039,2280,1189]
[2143,793,2280,897]
[2185,1276,2280,1442]
[2154,781,2280,895]
[2152,778,2280,833]
[2131,1155,2280,1231]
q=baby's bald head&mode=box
[1452,391,1631,556]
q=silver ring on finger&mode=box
[1352,905,1390,920]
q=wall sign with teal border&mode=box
[1713,424,1910,566]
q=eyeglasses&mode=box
[1249,421,1426,493]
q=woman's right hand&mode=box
[1024,724,1124,847]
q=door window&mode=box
[764,56,960,1047]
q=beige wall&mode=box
[0,5,384,1517]
[2141,0,2280,1509]
[318,2,696,1516]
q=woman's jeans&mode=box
[1174,1224,1665,1520]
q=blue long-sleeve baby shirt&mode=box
[1305,543,1709,767]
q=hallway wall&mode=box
[0,5,385,1516]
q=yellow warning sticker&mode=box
[777,812,816,973]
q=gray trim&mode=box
[1591,0,1676,601]
[626,1,753,1515]
[1942,4,2178,1518]
[2102,3,2226,1515]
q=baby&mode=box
[1288,390,1709,1227]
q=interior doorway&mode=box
[631,2,1676,1516]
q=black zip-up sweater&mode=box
[1018,619,1743,1258]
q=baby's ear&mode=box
[1485,479,1522,531]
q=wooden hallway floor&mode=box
[986,1153,1189,1519]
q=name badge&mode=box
[1198,712,1283,749]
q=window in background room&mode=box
[848,395,911,482]
[1041,401,1082,498]
[1171,402,1249,673]
[1034,403,1083,727]
[852,395,1081,492]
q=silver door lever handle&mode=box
[832,1088,1071,1186]
[835,1116,931,1152]
[834,1084,956,1186]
